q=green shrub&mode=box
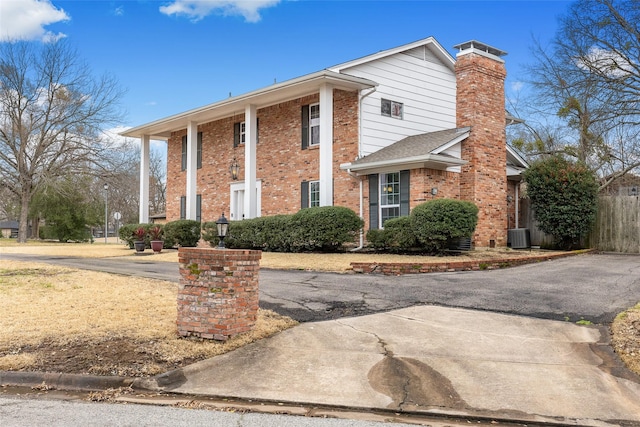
[383,216,419,251]
[254,215,293,252]
[522,156,598,249]
[366,229,389,251]
[163,219,201,247]
[290,206,363,252]
[118,223,154,248]
[410,199,478,254]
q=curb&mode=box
[0,370,135,391]
[350,249,595,275]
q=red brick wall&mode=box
[166,90,360,223]
[455,51,508,247]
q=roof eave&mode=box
[120,70,378,139]
[341,154,467,175]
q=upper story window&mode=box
[181,132,202,171]
[381,99,403,120]
[309,103,320,146]
[234,120,259,147]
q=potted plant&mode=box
[149,226,164,254]
[133,227,146,253]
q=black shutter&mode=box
[301,181,309,209]
[256,118,259,144]
[301,105,309,150]
[197,132,202,169]
[180,196,186,220]
[369,175,379,229]
[181,136,187,171]
[233,122,240,148]
[400,170,410,216]
[196,194,202,222]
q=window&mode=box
[309,103,320,146]
[380,172,400,226]
[181,132,202,170]
[301,104,319,149]
[381,99,403,119]
[300,180,320,208]
[179,194,201,221]
[234,120,259,147]
[368,171,410,229]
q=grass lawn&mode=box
[1,239,638,378]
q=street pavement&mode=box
[2,251,640,425]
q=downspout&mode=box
[350,86,377,252]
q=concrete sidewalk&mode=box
[142,305,640,426]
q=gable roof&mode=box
[328,36,455,73]
[341,127,470,175]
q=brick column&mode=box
[177,248,261,341]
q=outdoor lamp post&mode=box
[103,183,109,244]
[216,213,229,249]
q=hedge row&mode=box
[367,199,478,254]
[118,220,201,249]
[202,206,364,252]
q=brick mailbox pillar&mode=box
[177,248,261,341]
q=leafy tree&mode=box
[0,40,124,242]
[31,176,102,242]
[522,156,599,249]
[515,0,640,190]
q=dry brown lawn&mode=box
[1,239,639,378]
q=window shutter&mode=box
[180,196,186,220]
[196,194,202,222]
[256,118,260,144]
[233,122,240,148]
[181,136,187,171]
[301,105,309,150]
[369,175,379,229]
[301,181,309,209]
[197,132,202,169]
[400,170,410,216]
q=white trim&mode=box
[341,153,467,175]
[230,180,262,221]
[431,131,471,154]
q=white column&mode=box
[244,104,258,218]
[139,135,150,223]
[186,121,198,220]
[319,84,333,206]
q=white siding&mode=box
[337,46,457,157]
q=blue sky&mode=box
[1,0,573,134]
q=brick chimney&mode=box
[454,41,508,248]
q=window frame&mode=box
[381,98,404,120]
[309,103,320,146]
[309,180,320,207]
[379,172,401,228]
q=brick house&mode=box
[122,37,527,248]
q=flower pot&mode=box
[150,240,163,254]
[134,240,146,253]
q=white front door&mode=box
[230,180,261,220]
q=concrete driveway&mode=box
[4,252,639,324]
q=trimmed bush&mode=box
[163,219,201,247]
[119,223,154,248]
[382,216,419,252]
[410,199,478,254]
[522,155,598,249]
[290,206,363,252]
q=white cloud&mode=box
[159,0,280,23]
[0,0,70,42]
[114,6,124,17]
[576,46,634,78]
[510,81,524,92]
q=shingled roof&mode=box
[342,127,470,174]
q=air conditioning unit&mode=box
[508,229,531,249]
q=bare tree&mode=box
[0,40,125,242]
[518,0,640,189]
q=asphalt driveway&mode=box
[3,252,639,324]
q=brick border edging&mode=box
[350,249,595,275]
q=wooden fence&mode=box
[591,196,640,253]
[519,196,640,253]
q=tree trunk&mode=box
[17,187,31,243]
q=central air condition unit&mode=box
[508,229,531,249]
